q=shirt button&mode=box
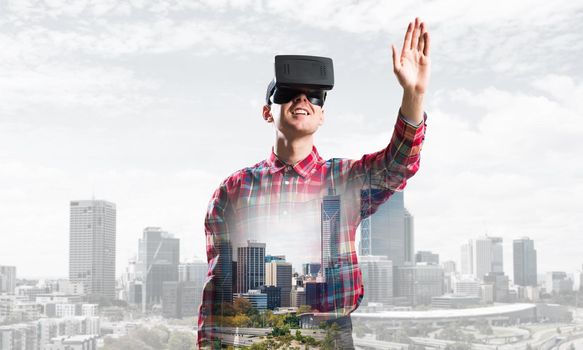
[284,180,290,185]
[286,166,292,172]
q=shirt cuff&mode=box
[398,109,426,128]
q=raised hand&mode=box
[392,18,431,95]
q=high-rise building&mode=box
[415,251,439,265]
[513,237,537,287]
[178,261,207,284]
[442,261,457,274]
[483,272,510,302]
[394,264,444,306]
[265,261,292,307]
[404,208,414,263]
[321,188,341,277]
[473,236,503,280]
[259,285,281,310]
[236,241,265,293]
[359,192,406,267]
[359,256,393,306]
[0,266,16,294]
[138,227,180,309]
[302,263,321,277]
[265,255,286,263]
[546,271,573,294]
[69,200,116,299]
[460,240,474,275]
[162,281,198,319]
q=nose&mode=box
[292,93,308,103]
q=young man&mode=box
[198,18,431,349]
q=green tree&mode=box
[167,331,196,350]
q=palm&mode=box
[392,19,431,94]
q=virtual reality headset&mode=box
[266,55,334,107]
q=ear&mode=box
[262,105,274,123]
[318,108,325,126]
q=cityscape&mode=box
[1,192,583,350]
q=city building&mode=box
[0,266,16,294]
[265,261,292,307]
[260,285,281,310]
[452,275,481,298]
[474,236,504,280]
[513,237,537,287]
[359,255,393,306]
[162,281,199,319]
[442,261,457,274]
[321,188,341,277]
[545,271,573,294]
[138,227,180,309]
[236,241,266,293]
[234,290,267,311]
[265,255,286,263]
[359,192,406,267]
[460,240,474,275]
[69,200,116,299]
[483,272,510,302]
[302,263,321,277]
[404,208,415,263]
[394,263,444,306]
[415,251,439,265]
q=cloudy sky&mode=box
[1,0,582,280]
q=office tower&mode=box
[513,237,537,287]
[460,240,474,275]
[162,281,198,319]
[394,264,444,306]
[415,251,439,265]
[178,261,207,284]
[69,200,116,299]
[236,241,265,293]
[291,287,306,308]
[138,227,179,309]
[304,281,327,311]
[234,290,267,311]
[546,271,573,294]
[474,236,503,280]
[442,261,457,274]
[302,263,321,277]
[483,272,510,302]
[260,285,281,310]
[404,208,414,263]
[0,266,16,294]
[359,256,393,306]
[489,237,504,273]
[321,188,341,277]
[452,275,481,297]
[359,192,406,267]
[265,261,293,307]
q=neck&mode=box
[273,132,314,165]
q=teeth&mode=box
[293,108,309,115]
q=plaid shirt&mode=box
[198,111,426,348]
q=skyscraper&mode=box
[474,236,503,280]
[138,227,180,309]
[321,188,341,276]
[69,200,116,299]
[404,208,414,263]
[359,256,393,306]
[513,237,537,287]
[237,241,265,293]
[0,266,16,294]
[265,261,293,307]
[460,240,473,275]
[359,192,406,267]
[415,251,439,265]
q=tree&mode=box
[167,331,196,350]
[233,297,253,315]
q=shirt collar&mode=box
[266,146,323,178]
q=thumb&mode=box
[391,44,401,73]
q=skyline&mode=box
[1,0,582,278]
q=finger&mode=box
[423,31,431,57]
[411,17,420,50]
[402,22,413,53]
[391,44,401,73]
[417,22,426,52]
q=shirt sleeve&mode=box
[347,110,427,221]
[197,180,233,349]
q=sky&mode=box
[0,0,582,280]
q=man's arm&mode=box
[346,18,431,220]
[198,181,232,349]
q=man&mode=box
[198,18,431,349]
